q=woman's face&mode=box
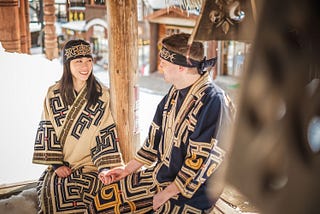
[69,57,93,85]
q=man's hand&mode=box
[153,189,170,211]
[99,167,126,185]
[54,166,72,178]
[99,159,144,185]
[153,183,180,211]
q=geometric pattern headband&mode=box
[159,46,217,75]
[64,43,92,61]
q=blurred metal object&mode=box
[191,0,257,41]
[225,0,320,213]
[208,0,245,34]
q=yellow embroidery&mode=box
[207,162,217,176]
[128,201,136,212]
[185,153,203,170]
[94,184,121,211]
[184,177,193,187]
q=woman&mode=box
[32,39,124,213]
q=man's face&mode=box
[159,58,180,84]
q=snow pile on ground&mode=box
[0,188,37,214]
[0,48,62,184]
[0,42,5,52]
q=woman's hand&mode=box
[54,166,72,178]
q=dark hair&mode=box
[161,33,204,61]
[59,39,102,107]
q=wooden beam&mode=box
[24,0,31,53]
[107,0,140,163]
[0,0,21,52]
[43,0,58,60]
[217,41,224,76]
[0,180,37,199]
[19,0,28,53]
[149,23,158,73]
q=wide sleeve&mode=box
[174,92,234,198]
[91,89,124,172]
[135,96,167,166]
[32,87,64,165]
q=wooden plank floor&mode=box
[213,185,259,213]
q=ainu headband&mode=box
[159,46,217,75]
[64,43,92,62]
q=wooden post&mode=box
[107,0,140,163]
[43,0,58,60]
[19,0,28,53]
[206,40,218,79]
[0,0,21,52]
[24,0,31,53]
[217,41,224,76]
[149,23,158,74]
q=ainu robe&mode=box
[92,72,235,214]
[32,83,124,214]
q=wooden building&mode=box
[61,1,108,60]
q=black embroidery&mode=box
[71,99,105,139]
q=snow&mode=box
[0,45,162,185]
[0,42,4,52]
[29,22,63,36]
[0,49,62,185]
[61,20,86,31]
[146,0,170,9]
[29,23,41,33]
[0,188,37,213]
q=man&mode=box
[93,33,235,213]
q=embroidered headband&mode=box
[159,46,217,75]
[63,39,92,63]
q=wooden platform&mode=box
[0,180,37,200]
[214,185,259,213]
